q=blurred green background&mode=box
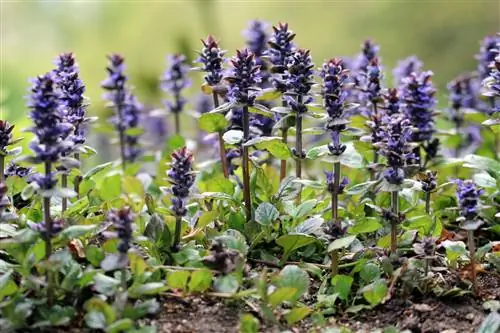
[1,0,498,131]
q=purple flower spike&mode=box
[107,207,135,254]
[168,147,195,217]
[0,120,15,155]
[455,179,483,222]
[196,35,226,87]
[324,170,349,194]
[483,53,500,114]
[226,49,261,106]
[162,54,191,115]
[476,35,500,80]
[393,56,423,87]
[268,22,296,92]
[320,58,350,130]
[400,71,436,143]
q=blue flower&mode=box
[447,75,479,124]
[162,54,191,114]
[320,58,350,130]
[393,56,423,87]
[168,147,195,217]
[0,120,14,155]
[106,207,135,254]
[226,49,261,106]
[400,71,436,142]
[122,93,143,162]
[28,218,64,238]
[4,162,33,179]
[476,35,500,80]
[455,179,483,222]
[196,35,226,86]
[354,39,379,74]
[483,53,500,114]
[286,49,315,97]
[324,170,349,194]
[28,73,73,168]
[268,22,296,92]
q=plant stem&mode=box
[332,161,341,221]
[280,99,288,181]
[295,96,303,205]
[74,153,81,199]
[0,155,4,183]
[330,250,339,276]
[173,215,182,251]
[61,174,68,213]
[390,190,399,255]
[425,191,431,215]
[174,112,180,135]
[242,105,252,222]
[213,93,229,178]
[43,161,54,305]
[118,127,126,172]
[467,230,477,293]
[121,266,127,291]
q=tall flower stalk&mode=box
[285,49,314,203]
[0,120,15,183]
[226,49,261,221]
[167,147,195,250]
[53,53,87,210]
[455,179,484,292]
[364,57,383,175]
[392,56,423,87]
[162,54,191,135]
[268,22,296,180]
[195,36,229,177]
[27,73,72,304]
[482,51,500,158]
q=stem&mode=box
[115,92,127,171]
[74,153,81,199]
[173,215,182,251]
[118,127,126,171]
[213,93,229,178]
[174,112,180,135]
[330,250,339,276]
[390,191,399,255]
[425,191,431,215]
[295,102,303,205]
[61,174,68,213]
[332,161,341,221]
[280,99,288,181]
[0,155,4,183]
[370,151,379,181]
[121,266,127,291]
[490,97,499,161]
[43,162,53,305]
[242,105,252,222]
[467,230,477,293]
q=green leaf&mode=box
[331,275,353,301]
[283,307,312,325]
[268,287,297,308]
[188,270,213,293]
[85,246,105,267]
[93,274,120,296]
[276,265,310,304]
[244,137,291,159]
[21,182,37,200]
[463,154,500,175]
[359,262,380,283]
[106,318,133,333]
[348,218,382,234]
[83,162,113,180]
[473,172,497,188]
[85,297,116,325]
[5,176,27,195]
[100,173,122,201]
[292,199,317,219]
[306,144,329,159]
[129,282,167,298]
[339,142,364,168]
[255,202,279,226]
[0,271,18,301]
[239,314,260,333]
[222,130,243,144]
[197,210,219,228]
[294,216,324,234]
[256,88,281,101]
[347,181,376,195]
[199,112,228,133]
[59,225,97,240]
[167,271,191,290]
[277,233,317,263]
[129,252,147,276]
[85,311,107,329]
[328,236,356,252]
[163,134,186,157]
[362,279,388,306]
[214,275,239,294]
[293,179,325,190]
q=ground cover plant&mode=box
[0,20,499,333]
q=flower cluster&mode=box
[268,22,296,92]
[413,236,437,257]
[4,162,33,179]
[448,75,478,125]
[324,171,349,194]
[455,179,483,222]
[102,54,142,162]
[226,49,261,106]
[225,148,241,176]
[196,35,226,87]
[400,71,436,143]
[365,57,383,106]
[355,39,379,73]
[320,58,350,131]
[379,114,414,185]
[0,120,15,155]
[28,74,73,173]
[168,147,195,217]
[244,20,269,81]
[285,49,314,115]
[482,54,500,114]
[53,53,87,146]
[383,88,401,116]
[393,56,423,87]
[476,35,500,80]
[328,131,346,156]
[162,54,191,114]
[418,170,437,193]
[106,207,135,254]
[28,218,64,238]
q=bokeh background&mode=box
[1,0,499,162]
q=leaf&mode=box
[473,172,497,188]
[239,314,260,333]
[477,311,500,333]
[276,265,310,304]
[348,218,382,234]
[294,216,324,234]
[59,225,97,240]
[462,154,500,175]
[199,113,228,133]
[83,162,113,180]
[292,199,317,219]
[362,279,388,306]
[85,246,105,267]
[347,181,376,195]
[293,179,325,190]
[339,142,364,168]
[93,274,120,296]
[128,252,147,276]
[163,134,186,157]
[214,275,239,294]
[268,287,297,308]
[277,233,317,263]
[331,275,353,301]
[85,311,107,329]
[283,307,311,325]
[359,262,380,283]
[193,191,235,202]
[106,318,133,333]
[84,297,116,325]
[129,282,167,298]
[328,236,356,252]
[255,202,279,226]
[222,130,244,145]
[244,137,291,159]
[167,271,191,290]
[188,270,213,293]
[0,271,18,301]
[21,182,38,200]
[256,88,280,101]
[100,173,122,201]
[215,229,249,255]
[197,210,219,228]
[306,144,329,159]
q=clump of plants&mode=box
[0,22,498,333]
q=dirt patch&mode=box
[339,296,485,333]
